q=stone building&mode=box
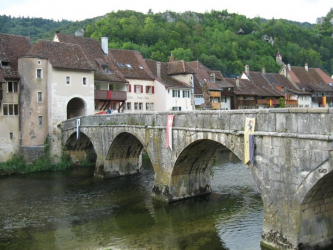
[0,33,31,162]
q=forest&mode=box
[1,8,332,77]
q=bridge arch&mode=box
[169,138,247,201]
[63,131,97,165]
[67,97,86,119]
[296,159,333,248]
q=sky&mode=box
[0,0,332,24]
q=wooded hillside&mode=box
[1,9,332,77]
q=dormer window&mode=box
[1,61,9,67]
[125,63,132,69]
[102,65,111,73]
[117,62,124,68]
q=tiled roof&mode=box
[0,33,32,81]
[108,49,155,80]
[289,66,333,92]
[245,72,284,97]
[264,73,308,95]
[24,40,95,71]
[187,60,234,90]
[145,59,192,89]
[54,33,127,83]
[168,60,196,75]
[225,78,260,96]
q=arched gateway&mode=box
[60,109,333,250]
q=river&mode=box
[0,154,264,250]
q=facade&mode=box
[107,49,155,113]
[53,34,129,114]
[0,33,32,162]
[19,40,95,162]
[145,59,193,112]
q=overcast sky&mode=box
[0,0,331,23]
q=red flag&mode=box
[166,115,174,150]
[107,90,112,99]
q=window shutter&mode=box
[152,86,154,94]
[129,84,131,92]
[141,85,143,93]
[146,86,148,93]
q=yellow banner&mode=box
[244,118,255,164]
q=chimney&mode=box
[236,76,240,87]
[288,63,291,71]
[245,65,250,75]
[305,63,309,72]
[262,68,266,75]
[101,37,108,55]
[210,73,216,83]
[284,65,288,78]
[156,62,161,78]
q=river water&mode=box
[0,155,264,250]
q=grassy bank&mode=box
[0,153,73,176]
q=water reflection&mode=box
[0,155,263,250]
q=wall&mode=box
[126,79,155,112]
[0,81,20,161]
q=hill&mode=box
[1,9,332,77]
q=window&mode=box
[83,77,87,85]
[109,84,113,91]
[9,132,13,140]
[172,106,181,111]
[125,63,132,69]
[3,104,19,116]
[146,103,154,110]
[183,90,190,98]
[138,65,144,69]
[127,102,131,110]
[1,61,9,66]
[146,86,154,94]
[134,102,143,110]
[37,92,42,102]
[38,116,43,126]
[8,82,18,93]
[66,76,70,85]
[37,60,41,65]
[135,85,142,94]
[117,62,124,68]
[36,69,42,79]
[172,90,180,97]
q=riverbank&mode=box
[0,154,74,176]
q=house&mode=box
[145,59,193,111]
[263,70,310,108]
[107,49,155,112]
[19,40,95,162]
[240,65,284,108]
[187,61,234,110]
[0,33,32,162]
[53,34,129,113]
[280,63,333,107]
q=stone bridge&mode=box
[60,109,333,250]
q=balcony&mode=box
[210,91,221,98]
[94,90,127,101]
[220,91,234,96]
[211,103,221,109]
[285,100,298,105]
[257,99,280,105]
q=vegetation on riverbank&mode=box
[0,153,73,176]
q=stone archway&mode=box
[63,132,97,166]
[169,139,235,202]
[67,97,86,119]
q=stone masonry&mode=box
[60,109,333,250]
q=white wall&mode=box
[298,95,312,108]
[126,79,155,112]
